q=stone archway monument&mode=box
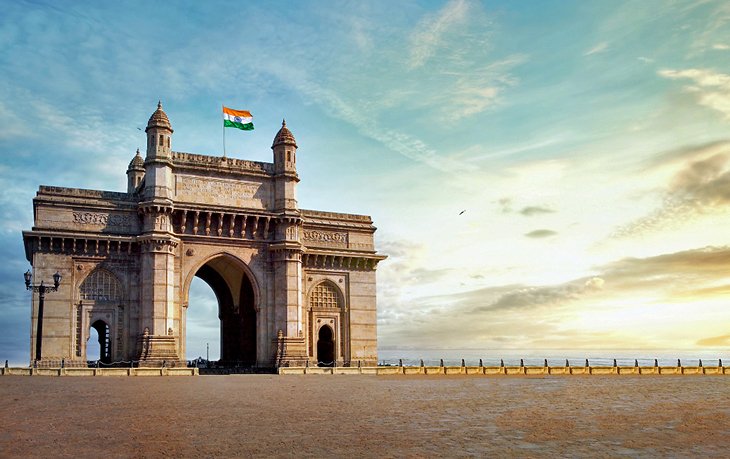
[22,102,386,368]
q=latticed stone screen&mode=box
[310,282,341,309]
[80,269,122,302]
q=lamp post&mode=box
[24,269,62,362]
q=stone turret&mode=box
[272,119,297,173]
[145,101,173,160]
[126,149,145,194]
[143,101,174,201]
[271,119,299,211]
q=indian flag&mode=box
[223,106,254,131]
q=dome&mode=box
[128,149,144,170]
[272,119,297,148]
[146,101,173,132]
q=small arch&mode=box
[287,151,291,162]
[317,325,335,367]
[90,320,111,364]
[159,134,164,146]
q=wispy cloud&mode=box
[697,334,730,346]
[525,229,557,238]
[286,78,475,173]
[408,0,470,69]
[659,68,730,120]
[584,42,608,56]
[520,206,555,217]
[613,141,730,238]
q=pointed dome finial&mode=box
[128,148,145,170]
[272,118,296,148]
[146,100,172,132]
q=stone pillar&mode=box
[270,216,306,367]
[137,228,181,365]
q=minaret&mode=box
[126,149,145,194]
[270,120,307,366]
[143,101,174,201]
[137,101,180,365]
[271,119,299,210]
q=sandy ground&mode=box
[1,375,728,458]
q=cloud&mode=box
[669,153,730,205]
[477,281,587,312]
[614,141,730,238]
[658,68,730,120]
[584,277,605,290]
[696,334,730,347]
[598,246,730,292]
[584,42,608,56]
[497,197,512,213]
[525,229,557,238]
[279,77,474,173]
[408,0,470,68]
[713,43,730,50]
[379,246,730,349]
[519,206,555,216]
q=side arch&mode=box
[76,268,125,362]
[307,279,348,365]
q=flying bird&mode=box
[459,210,466,215]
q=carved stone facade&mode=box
[23,103,385,367]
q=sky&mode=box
[1,0,729,363]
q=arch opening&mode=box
[317,325,335,367]
[187,256,257,366]
[89,320,111,364]
[185,277,220,361]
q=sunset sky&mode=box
[1,0,729,362]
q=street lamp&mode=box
[24,269,62,362]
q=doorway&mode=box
[317,325,335,367]
[89,320,111,364]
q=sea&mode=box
[377,348,730,367]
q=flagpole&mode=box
[222,104,227,158]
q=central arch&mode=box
[186,254,258,366]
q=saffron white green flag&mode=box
[223,106,254,130]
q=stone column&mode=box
[136,207,182,366]
[270,217,307,367]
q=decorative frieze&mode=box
[73,212,132,227]
[303,229,347,245]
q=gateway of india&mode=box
[22,102,386,368]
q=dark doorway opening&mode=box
[193,259,256,367]
[90,320,111,364]
[317,325,335,367]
